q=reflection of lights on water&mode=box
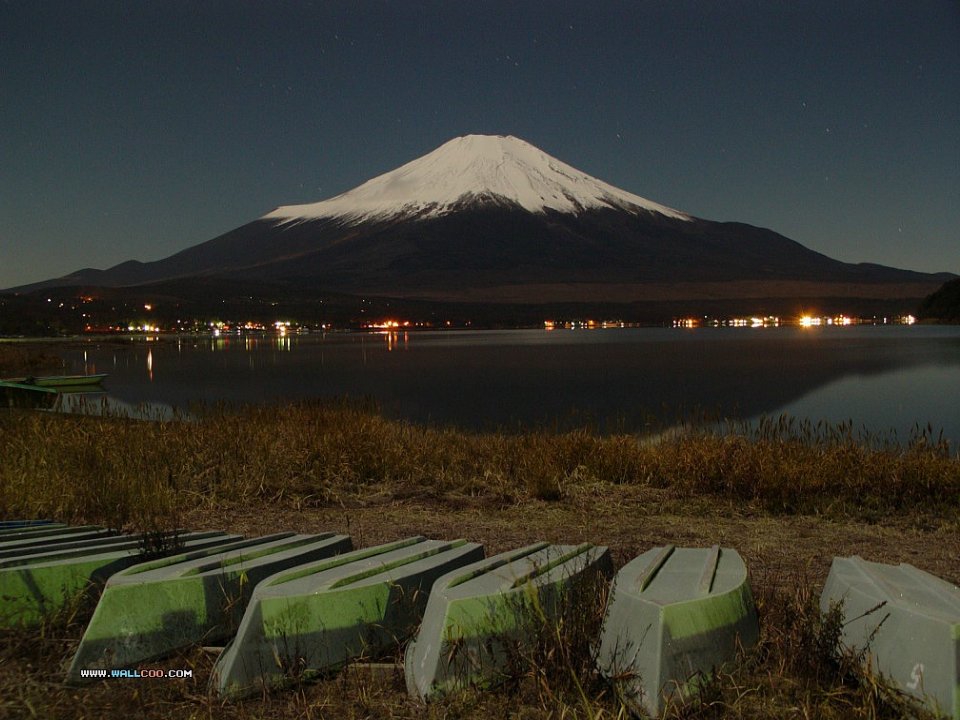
[82,349,96,375]
[147,348,153,382]
[381,330,410,351]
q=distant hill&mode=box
[917,279,960,322]
[8,135,954,310]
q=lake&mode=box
[54,325,960,451]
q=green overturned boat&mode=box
[596,545,758,716]
[405,542,612,700]
[212,536,484,699]
[0,530,239,627]
[0,528,138,559]
[821,556,960,719]
[68,532,351,680]
[0,524,111,544]
[0,519,58,530]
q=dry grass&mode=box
[1,401,958,719]
[0,402,958,532]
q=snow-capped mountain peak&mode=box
[263,134,691,224]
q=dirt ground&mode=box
[179,487,960,589]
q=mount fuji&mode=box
[11,135,953,306]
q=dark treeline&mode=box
[0,277,932,336]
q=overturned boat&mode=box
[67,532,352,680]
[596,545,758,716]
[212,536,484,698]
[821,556,960,719]
[0,529,239,627]
[405,541,612,700]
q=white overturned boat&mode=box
[67,532,352,681]
[405,542,612,699]
[212,536,483,698]
[596,545,758,716]
[821,556,960,719]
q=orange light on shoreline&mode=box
[367,320,401,329]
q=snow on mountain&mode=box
[263,134,691,225]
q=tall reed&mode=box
[1,402,957,528]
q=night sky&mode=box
[1,0,958,290]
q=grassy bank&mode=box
[1,402,957,529]
[1,403,958,719]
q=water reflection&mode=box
[766,364,960,447]
[51,327,960,449]
[382,330,409,351]
[55,392,178,421]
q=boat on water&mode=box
[821,556,960,719]
[0,380,59,409]
[0,374,107,408]
[596,545,758,717]
[20,373,108,388]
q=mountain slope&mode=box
[9,134,954,301]
[265,134,690,223]
[917,279,960,321]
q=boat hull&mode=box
[212,536,484,699]
[0,380,58,409]
[0,531,240,627]
[68,533,352,680]
[0,520,57,530]
[404,542,613,700]
[596,546,758,716]
[821,556,960,719]
[28,374,108,388]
